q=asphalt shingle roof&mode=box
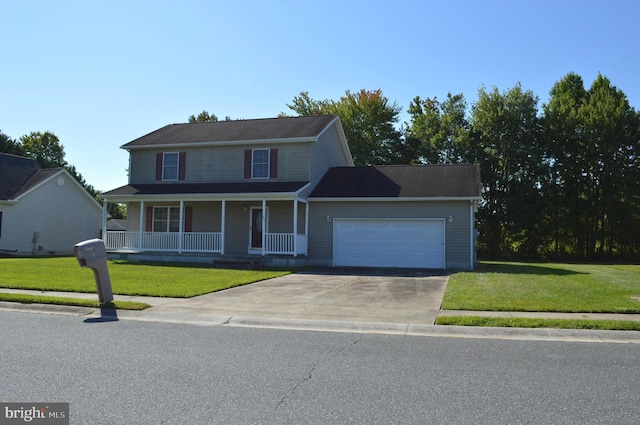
[101,181,309,196]
[0,153,42,200]
[309,164,482,198]
[122,115,339,148]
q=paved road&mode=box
[1,310,639,424]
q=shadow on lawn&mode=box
[474,262,587,276]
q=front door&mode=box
[250,208,265,249]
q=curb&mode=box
[2,301,640,344]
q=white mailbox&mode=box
[73,239,113,304]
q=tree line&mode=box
[274,73,640,261]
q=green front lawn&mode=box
[439,262,640,330]
[0,293,149,310]
[0,257,290,298]
[442,262,640,313]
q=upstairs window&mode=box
[155,152,186,181]
[244,148,277,179]
[251,149,270,179]
[162,153,179,180]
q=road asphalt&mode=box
[1,270,640,343]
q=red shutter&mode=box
[178,152,186,180]
[145,207,153,232]
[155,153,163,180]
[244,149,252,179]
[270,149,278,179]
[184,206,193,232]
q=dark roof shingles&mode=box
[122,115,338,148]
[0,153,41,200]
[309,164,481,198]
[102,181,309,196]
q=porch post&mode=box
[139,200,145,252]
[178,200,184,253]
[304,200,309,238]
[221,200,226,255]
[293,198,298,257]
[101,201,107,240]
[261,199,266,256]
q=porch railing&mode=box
[104,231,222,253]
[105,231,306,256]
[265,233,308,255]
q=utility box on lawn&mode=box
[73,238,113,303]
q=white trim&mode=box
[101,191,307,203]
[102,202,108,239]
[308,196,482,202]
[123,137,316,151]
[178,200,184,253]
[12,169,102,211]
[261,199,266,256]
[220,200,226,255]
[139,200,144,250]
[293,199,298,257]
[294,183,311,197]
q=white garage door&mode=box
[333,219,445,269]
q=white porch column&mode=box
[304,200,309,238]
[293,198,298,257]
[221,200,226,255]
[139,200,145,252]
[261,199,266,256]
[101,201,107,240]
[178,200,184,253]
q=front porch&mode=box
[102,198,309,257]
[104,230,308,256]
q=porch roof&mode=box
[100,181,310,200]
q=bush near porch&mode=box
[0,257,290,298]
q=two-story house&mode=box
[100,115,481,269]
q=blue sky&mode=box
[2,0,638,192]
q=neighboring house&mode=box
[106,218,126,231]
[100,115,481,269]
[0,153,103,255]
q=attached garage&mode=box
[309,164,482,270]
[333,218,445,269]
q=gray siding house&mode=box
[0,153,103,255]
[100,115,481,269]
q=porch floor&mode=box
[106,250,319,269]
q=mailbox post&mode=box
[73,239,113,304]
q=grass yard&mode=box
[0,257,290,298]
[442,262,640,313]
[0,293,149,310]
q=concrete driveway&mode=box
[141,268,449,325]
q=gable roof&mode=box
[309,164,482,199]
[0,153,41,200]
[122,115,340,149]
[0,153,101,210]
